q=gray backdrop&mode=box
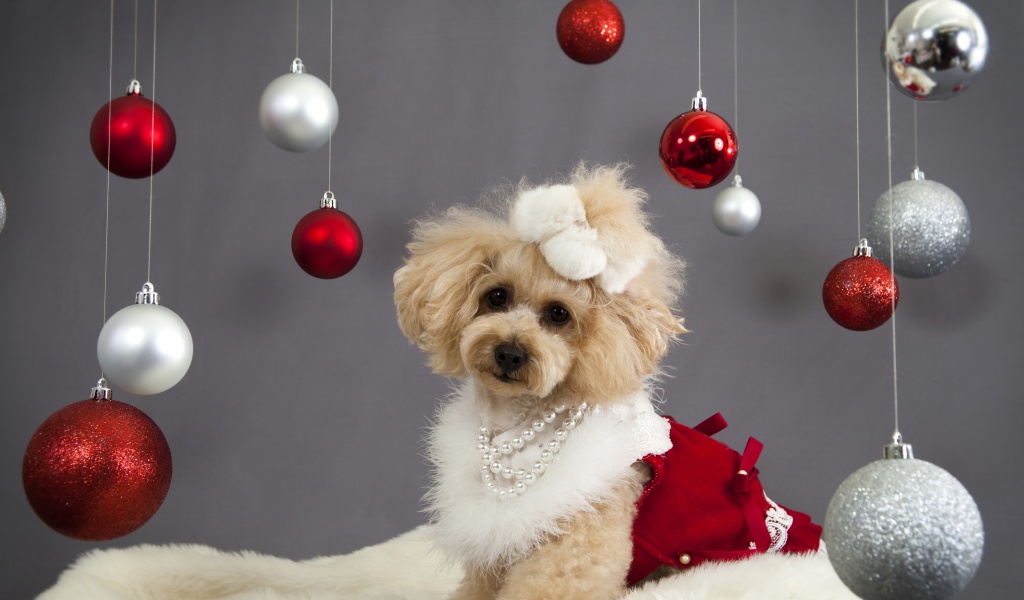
[1,1,1020,597]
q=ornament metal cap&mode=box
[134,282,160,305]
[691,90,708,112]
[910,166,926,181]
[731,174,744,188]
[320,191,337,209]
[883,432,914,459]
[290,58,305,74]
[852,238,873,258]
[126,79,142,96]
[90,378,113,401]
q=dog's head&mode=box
[394,164,686,409]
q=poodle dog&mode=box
[393,164,820,600]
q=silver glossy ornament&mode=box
[824,438,983,600]
[0,189,6,234]
[97,282,193,395]
[867,168,970,278]
[883,0,988,101]
[712,175,761,236]
[258,58,339,152]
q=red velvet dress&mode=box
[628,414,823,585]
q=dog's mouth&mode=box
[493,372,518,384]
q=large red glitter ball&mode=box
[659,109,738,189]
[556,0,625,64]
[22,399,172,540]
[89,91,176,179]
[292,207,363,279]
[823,255,900,331]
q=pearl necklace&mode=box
[477,402,588,499]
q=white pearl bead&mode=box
[533,461,546,474]
[481,452,493,463]
[562,418,575,429]
[489,461,503,474]
[522,473,537,486]
[521,429,536,441]
[515,469,527,480]
[540,450,553,463]
[532,420,545,432]
[543,411,557,423]
[554,404,568,413]
[489,446,499,456]
[514,481,527,494]
[510,437,524,449]
[501,467,515,480]
[554,428,568,442]
[547,440,561,453]
[499,442,513,455]
[485,480,496,490]
[479,426,490,436]
[478,442,489,451]
[507,487,517,497]
[481,465,492,477]
[498,489,508,499]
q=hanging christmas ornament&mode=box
[0,189,6,235]
[259,58,339,152]
[292,191,363,279]
[97,282,193,395]
[712,175,760,235]
[866,168,970,279]
[89,80,176,179]
[823,240,899,331]
[556,0,625,65]
[659,92,738,189]
[883,0,988,101]
[22,379,172,540]
[824,437,983,600]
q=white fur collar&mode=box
[423,380,671,569]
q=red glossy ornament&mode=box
[556,0,625,64]
[659,94,738,189]
[292,193,363,279]
[823,241,900,331]
[89,80,176,179]
[22,387,172,541]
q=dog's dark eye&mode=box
[486,288,508,309]
[548,305,571,325]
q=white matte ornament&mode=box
[712,175,761,236]
[824,445,984,600]
[866,169,970,278]
[259,58,339,152]
[97,283,193,395]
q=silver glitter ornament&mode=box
[824,438,984,600]
[259,58,339,152]
[97,282,193,395]
[883,0,988,101]
[0,189,6,234]
[712,175,761,236]
[867,168,969,278]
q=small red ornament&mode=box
[822,240,900,331]
[659,92,738,189]
[89,80,176,179]
[292,192,363,279]
[556,0,625,64]
[22,382,172,541]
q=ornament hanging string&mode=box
[133,0,139,80]
[147,0,158,281]
[913,101,918,170]
[697,0,702,92]
[327,0,334,193]
[854,0,861,240]
[103,0,115,336]
[732,0,738,174]
[295,0,300,59]
[883,0,900,441]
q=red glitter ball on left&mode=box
[89,84,176,179]
[22,398,172,541]
[556,0,625,64]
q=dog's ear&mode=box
[394,207,508,377]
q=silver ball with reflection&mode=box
[712,175,761,236]
[867,169,969,278]
[259,58,339,152]
[824,450,983,600]
[97,283,193,395]
[0,190,6,234]
[883,0,988,101]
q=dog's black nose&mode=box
[494,343,527,373]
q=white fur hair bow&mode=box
[510,184,645,294]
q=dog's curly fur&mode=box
[394,164,687,599]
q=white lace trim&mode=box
[748,495,794,553]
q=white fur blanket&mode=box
[38,525,858,600]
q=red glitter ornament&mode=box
[556,0,625,64]
[822,241,900,331]
[22,384,172,541]
[89,80,176,179]
[660,93,738,189]
[292,192,363,279]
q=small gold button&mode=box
[678,552,691,565]
[737,469,748,476]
